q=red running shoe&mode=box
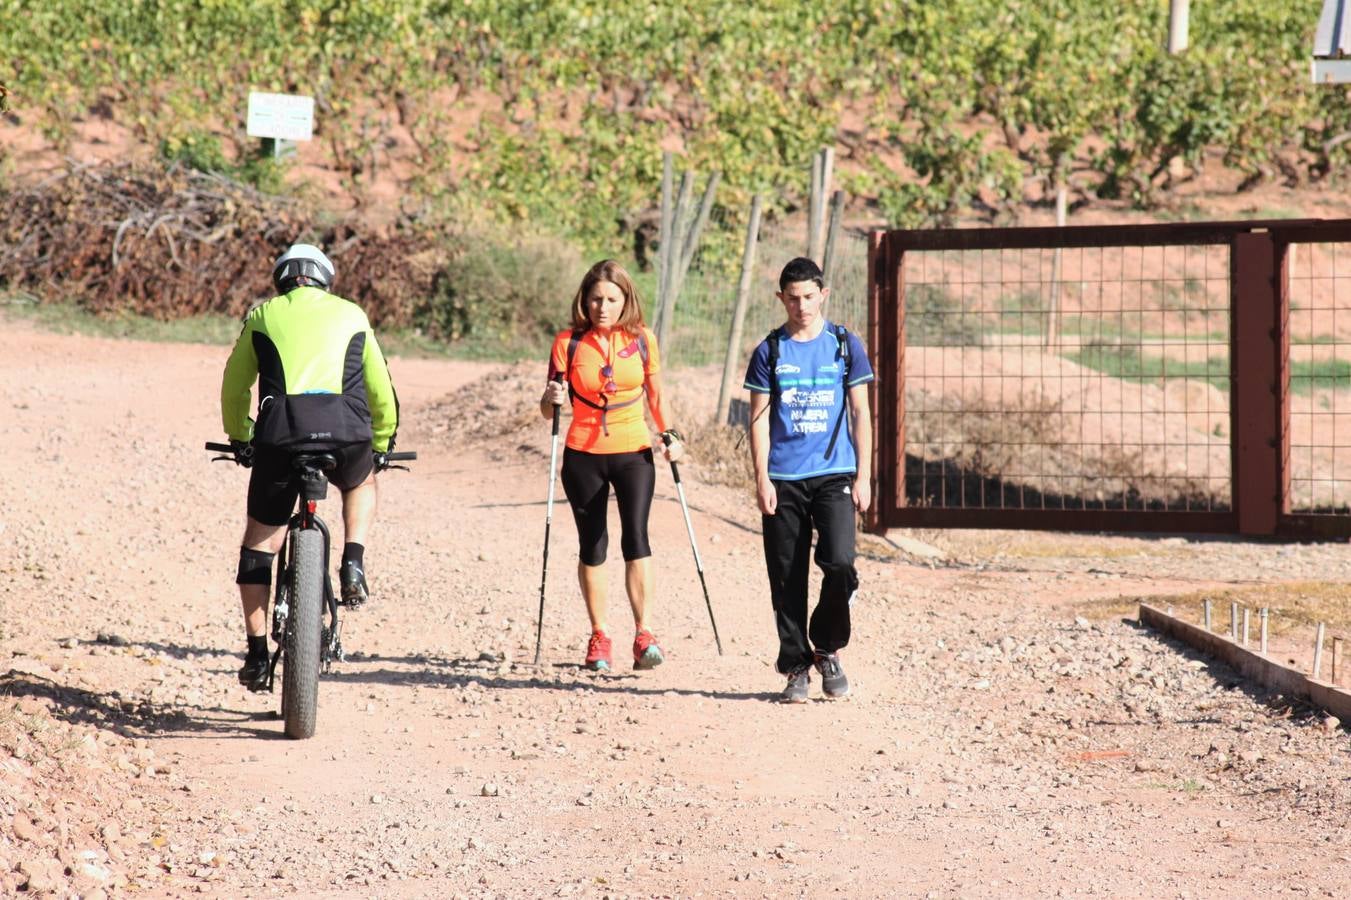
[585,631,612,671]
[633,629,665,670]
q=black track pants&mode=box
[762,473,858,673]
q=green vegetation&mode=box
[160,128,288,193]
[1068,344,1230,391]
[2,296,244,345]
[1068,345,1351,396]
[0,293,544,361]
[1291,358,1351,393]
[1,0,1342,254]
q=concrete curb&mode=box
[1139,602,1351,722]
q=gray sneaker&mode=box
[780,664,811,704]
[814,652,850,698]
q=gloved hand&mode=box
[659,428,685,462]
[373,450,390,472]
[230,439,255,468]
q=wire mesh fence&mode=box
[1286,242,1351,515]
[901,243,1233,513]
[659,211,871,391]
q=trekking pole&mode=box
[534,375,564,666]
[662,434,723,655]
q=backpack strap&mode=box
[563,328,647,437]
[824,324,851,459]
[766,329,781,409]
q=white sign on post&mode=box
[1313,0,1351,84]
[246,92,315,142]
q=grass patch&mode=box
[1290,358,1351,394]
[3,296,242,344]
[1068,343,1230,391]
[1069,344,1350,396]
[1137,582,1351,637]
[2,295,547,362]
[1069,595,1148,623]
[1058,316,1227,343]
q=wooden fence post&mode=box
[822,189,845,290]
[657,152,673,331]
[716,195,763,426]
[656,171,693,348]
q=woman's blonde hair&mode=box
[570,259,644,332]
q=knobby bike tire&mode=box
[282,528,324,739]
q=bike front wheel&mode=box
[282,528,324,739]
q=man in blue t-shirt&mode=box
[743,257,874,703]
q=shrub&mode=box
[416,232,586,350]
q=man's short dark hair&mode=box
[779,257,824,291]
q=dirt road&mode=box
[3,322,1349,898]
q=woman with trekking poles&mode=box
[538,259,684,672]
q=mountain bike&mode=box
[206,442,415,739]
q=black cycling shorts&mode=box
[560,447,655,566]
[247,442,374,526]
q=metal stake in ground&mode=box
[662,434,723,655]
[534,376,564,666]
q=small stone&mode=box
[17,858,62,893]
[12,813,39,843]
[1323,715,1341,733]
[480,783,499,797]
[1134,759,1163,773]
[370,795,383,805]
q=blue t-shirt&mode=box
[743,321,875,481]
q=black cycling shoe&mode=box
[339,561,369,608]
[237,654,271,692]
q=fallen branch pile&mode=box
[0,160,442,325]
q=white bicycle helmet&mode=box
[272,243,336,292]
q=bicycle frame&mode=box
[264,458,342,691]
[204,440,417,715]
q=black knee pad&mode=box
[236,548,276,586]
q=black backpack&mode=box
[766,323,852,459]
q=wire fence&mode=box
[900,243,1233,512]
[1287,242,1351,515]
[660,211,871,390]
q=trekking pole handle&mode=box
[550,373,563,437]
[660,431,682,484]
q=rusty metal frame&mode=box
[866,219,1351,539]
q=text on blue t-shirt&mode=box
[742,321,875,481]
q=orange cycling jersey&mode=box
[548,326,662,453]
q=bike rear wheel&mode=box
[282,528,324,739]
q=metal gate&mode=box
[865,220,1351,539]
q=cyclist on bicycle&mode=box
[219,243,400,690]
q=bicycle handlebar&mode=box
[205,442,417,463]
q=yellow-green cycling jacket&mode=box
[220,286,399,452]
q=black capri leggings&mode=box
[560,447,655,566]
